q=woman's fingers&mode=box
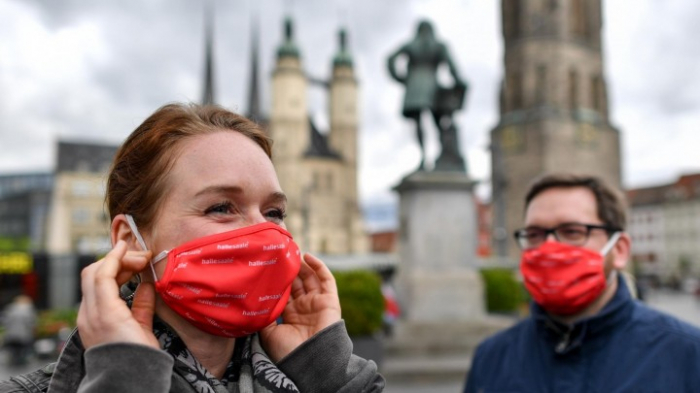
[303,253,337,295]
[80,240,128,319]
[131,282,156,332]
[93,241,139,307]
[290,253,337,299]
[293,255,321,296]
[77,241,159,349]
[290,264,311,299]
[115,251,151,285]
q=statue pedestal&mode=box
[393,171,484,322]
[386,171,512,363]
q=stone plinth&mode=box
[398,269,484,322]
[393,171,484,322]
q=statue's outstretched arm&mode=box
[387,46,408,83]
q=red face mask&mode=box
[520,232,620,316]
[126,215,301,337]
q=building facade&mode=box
[269,19,367,254]
[0,173,53,253]
[628,174,700,281]
[45,140,117,255]
[490,0,622,257]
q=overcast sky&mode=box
[1,0,699,220]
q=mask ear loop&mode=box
[600,231,621,257]
[124,214,167,283]
[601,231,622,285]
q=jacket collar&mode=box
[532,274,634,354]
[46,328,86,393]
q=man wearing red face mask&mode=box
[464,173,700,393]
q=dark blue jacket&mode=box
[464,276,700,393]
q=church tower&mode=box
[270,17,310,249]
[270,19,367,254]
[328,29,367,253]
[490,0,622,256]
[201,3,216,105]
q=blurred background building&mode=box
[490,0,622,257]
[628,173,700,284]
[45,140,116,255]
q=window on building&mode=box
[313,172,320,191]
[72,180,92,196]
[536,65,547,105]
[508,70,523,110]
[76,160,91,172]
[569,69,579,110]
[571,0,588,38]
[72,208,90,224]
[503,0,521,39]
[591,75,601,112]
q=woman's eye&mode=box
[265,208,287,222]
[205,202,234,215]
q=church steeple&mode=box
[201,3,216,105]
[333,28,353,68]
[246,18,262,121]
[277,17,300,59]
[333,29,352,67]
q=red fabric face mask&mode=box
[520,232,620,316]
[126,215,301,337]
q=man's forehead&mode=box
[524,186,600,226]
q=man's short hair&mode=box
[524,173,627,231]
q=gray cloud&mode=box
[1,0,699,208]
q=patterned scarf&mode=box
[153,319,299,393]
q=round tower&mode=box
[491,0,622,257]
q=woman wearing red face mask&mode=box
[0,103,385,393]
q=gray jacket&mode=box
[0,321,384,393]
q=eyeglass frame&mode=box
[513,222,621,250]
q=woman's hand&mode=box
[77,240,160,349]
[259,253,342,362]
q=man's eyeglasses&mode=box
[513,223,618,250]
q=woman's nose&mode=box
[246,210,268,226]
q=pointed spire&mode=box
[277,16,300,59]
[333,28,353,67]
[201,2,216,105]
[247,18,262,121]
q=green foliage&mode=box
[36,308,78,338]
[333,270,384,336]
[480,268,528,314]
[0,237,30,252]
[678,255,692,274]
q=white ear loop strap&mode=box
[601,231,622,285]
[124,214,168,282]
[600,231,621,256]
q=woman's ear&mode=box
[111,214,143,251]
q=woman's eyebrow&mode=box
[194,185,244,198]
[266,192,288,205]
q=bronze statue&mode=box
[387,20,468,172]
